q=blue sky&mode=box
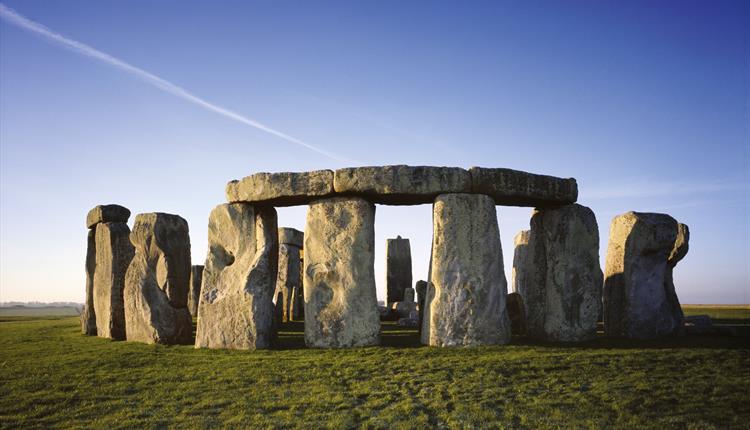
[0,0,747,304]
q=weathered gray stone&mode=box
[469,167,577,207]
[386,236,412,304]
[278,227,304,248]
[421,193,511,347]
[512,229,545,337]
[304,197,380,348]
[391,301,418,318]
[195,203,278,350]
[603,212,687,339]
[333,165,471,205]
[275,242,301,322]
[290,285,303,320]
[81,229,97,336]
[226,170,334,206]
[403,287,415,303]
[93,222,135,340]
[521,204,602,342]
[188,265,203,318]
[86,204,131,229]
[506,292,526,336]
[124,213,192,345]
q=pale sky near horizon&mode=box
[1,1,748,304]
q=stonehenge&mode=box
[82,165,695,350]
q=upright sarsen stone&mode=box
[512,229,546,338]
[603,212,687,339]
[304,197,380,348]
[188,265,203,318]
[81,229,98,335]
[195,204,278,350]
[421,193,511,347]
[386,236,412,304]
[276,241,302,322]
[124,213,192,345]
[93,222,135,340]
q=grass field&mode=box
[1,309,748,428]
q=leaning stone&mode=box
[275,242,301,322]
[86,204,131,229]
[386,236,412,304]
[304,197,380,347]
[81,229,97,335]
[124,213,192,345]
[195,203,278,350]
[93,222,135,340]
[603,212,686,339]
[226,170,334,206]
[278,227,304,248]
[188,265,203,318]
[333,165,471,205]
[469,167,577,207]
[506,292,527,336]
[421,193,511,346]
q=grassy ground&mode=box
[0,306,80,317]
[1,310,748,429]
[682,305,750,323]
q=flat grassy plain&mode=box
[1,308,748,429]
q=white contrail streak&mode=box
[0,4,355,163]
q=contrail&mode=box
[0,4,355,164]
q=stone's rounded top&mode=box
[226,170,334,207]
[610,211,678,255]
[514,230,531,246]
[131,212,189,240]
[86,204,130,228]
[278,227,304,248]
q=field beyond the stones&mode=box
[1,308,748,429]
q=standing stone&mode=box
[195,204,278,350]
[519,204,603,342]
[403,287,415,303]
[188,265,203,318]
[386,236,412,305]
[124,213,192,345]
[304,197,380,348]
[275,228,303,322]
[603,212,688,339]
[421,193,511,347]
[81,229,98,335]
[93,222,135,340]
[506,292,527,336]
[415,280,427,332]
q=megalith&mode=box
[421,193,511,347]
[124,213,192,345]
[93,221,135,340]
[195,203,278,350]
[188,265,203,318]
[304,197,380,348]
[415,280,428,331]
[518,204,602,342]
[275,227,303,322]
[603,212,688,339]
[386,236,412,304]
[81,229,97,335]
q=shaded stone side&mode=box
[276,243,301,322]
[422,193,511,347]
[304,197,380,348]
[81,229,97,335]
[415,280,427,333]
[196,203,278,350]
[124,213,192,345]
[93,222,135,340]
[469,167,577,207]
[226,170,334,206]
[386,236,412,304]
[188,265,204,318]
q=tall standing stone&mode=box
[188,265,203,318]
[415,280,427,332]
[81,229,98,335]
[603,212,688,339]
[386,236,412,305]
[518,204,602,342]
[275,228,303,322]
[93,222,135,340]
[195,203,278,350]
[124,213,192,345]
[421,193,511,347]
[304,197,380,348]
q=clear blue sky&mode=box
[1,0,747,304]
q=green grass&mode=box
[0,306,80,317]
[1,313,749,429]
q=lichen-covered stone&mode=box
[226,170,334,206]
[81,229,97,335]
[304,197,380,348]
[386,236,412,304]
[195,203,278,350]
[93,222,134,340]
[469,167,577,207]
[124,213,192,345]
[421,193,511,346]
[86,204,131,229]
[188,265,203,318]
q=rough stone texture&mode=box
[603,212,688,339]
[521,204,603,342]
[86,204,131,229]
[333,165,471,205]
[304,197,380,348]
[469,167,577,207]
[278,227,304,248]
[124,213,192,345]
[391,301,417,318]
[81,229,98,335]
[386,236,412,304]
[403,287,415,303]
[506,292,527,335]
[421,193,511,346]
[195,203,278,350]
[188,265,203,318]
[275,243,301,322]
[93,222,135,340]
[226,170,334,206]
